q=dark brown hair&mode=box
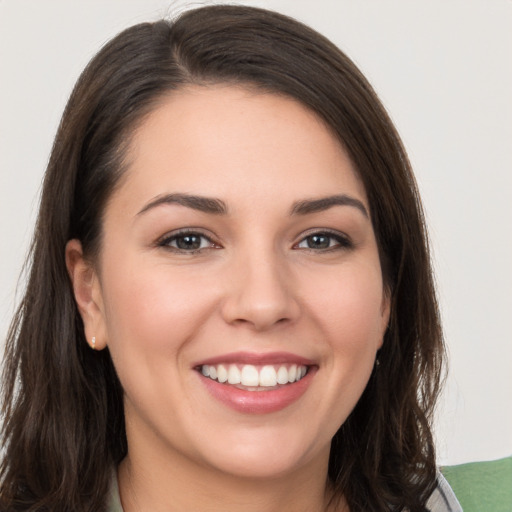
[1,5,444,511]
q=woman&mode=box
[0,5,461,511]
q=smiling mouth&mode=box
[198,363,309,391]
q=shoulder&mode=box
[426,473,462,512]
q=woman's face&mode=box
[77,85,389,479]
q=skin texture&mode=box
[66,86,390,512]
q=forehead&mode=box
[117,85,368,214]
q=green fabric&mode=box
[442,456,512,512]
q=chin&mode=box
[193,427,328,480]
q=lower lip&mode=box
[198,369,315,414]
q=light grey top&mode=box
[426,473,463,511]
[107,471,462,511]
[107,473,123,512]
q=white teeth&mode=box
[217,364,228,383]
[259,365,277,387]
[241,365,259,386]
[227,364,241,384]
[276,366,289,385]
[288,364,297,382]
[200,363,309,388]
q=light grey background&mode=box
[1,0,511,465]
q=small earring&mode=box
[375,357,380,368]
[91,336,96,350]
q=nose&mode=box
[220,250,300,331]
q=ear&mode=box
[377,288,391,349]
[65,239,108,350]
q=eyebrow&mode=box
[137,193,228,216]
[290,194,369,218]
[137,192,368,218]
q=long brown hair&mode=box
[1,5,444,511]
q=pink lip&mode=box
[199,372,315,414]
[196,352,317,414]
[193,351,315,368]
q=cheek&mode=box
[308,264,386,349]
[100,259,219,358]
[296,265,386,436]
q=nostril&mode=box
[230,314,293,331]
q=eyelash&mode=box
[157,229,219,254]
[293,230,353,252]
[157,229,353,254]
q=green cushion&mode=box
[442,456,512,512]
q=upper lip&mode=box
[193,351,315,368]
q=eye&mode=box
[295,231,352,251]
[158,230,219,253]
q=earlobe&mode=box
[65,239,108,350]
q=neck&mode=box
[118,443,346,512]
